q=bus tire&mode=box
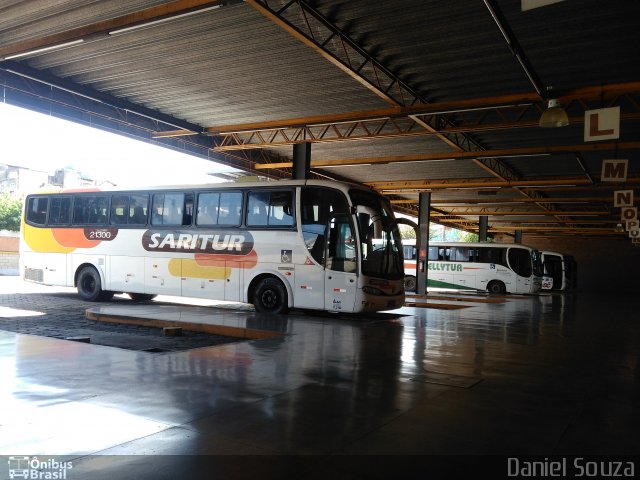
[77,266,112,302]
[128,293,157,302]
[487,280,506,295]
[404,275,417,292]
[253,278,289,314]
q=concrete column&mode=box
[416,192,431,295]
[478,215,488,241]
[514,230,522,244]
[292,142,311,180]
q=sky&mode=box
[0,102,239,187]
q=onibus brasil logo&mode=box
[7,457,73,479]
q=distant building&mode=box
[49,168,99,188]
[0,164,116,196]
[0,164,48,196]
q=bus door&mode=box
[325,214,357,312]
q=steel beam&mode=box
[253,142,640,169]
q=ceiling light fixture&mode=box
[2,39,85,60]
[109,4,223,35]
[539,98,569,128]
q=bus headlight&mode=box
[362,286,383,295]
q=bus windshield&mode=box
[350,189,404,280]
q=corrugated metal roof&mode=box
[1,0,638,238]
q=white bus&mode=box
[20,180,406,314]
[541,250,577,291]
[402,240,543,294]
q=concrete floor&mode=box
[1,277,639,479]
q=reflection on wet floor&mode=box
[1,283,639,478]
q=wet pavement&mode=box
[1,276,639,479]
[0,277,243,352]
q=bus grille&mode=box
[25,268,44,283]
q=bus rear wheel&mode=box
[487,280,506,295]
[128,293,157,302]
[77,266,113,301]
[253,278,289,314]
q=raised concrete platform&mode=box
[86,304,285,339]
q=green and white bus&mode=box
[403,240,544,294]
[20,180,406,314]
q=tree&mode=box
[0,193,23,232]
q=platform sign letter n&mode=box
[614,190,633,207]
[601,159,628,182]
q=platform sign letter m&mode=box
[601,159,628,183]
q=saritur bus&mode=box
[402,239,543,294]
[19,179,406,314]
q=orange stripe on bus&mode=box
[194,250,258,269]
[51,228,100,248]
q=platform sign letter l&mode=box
[585,107,620,142]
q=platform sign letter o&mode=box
[622,207,637,221]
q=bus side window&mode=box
[48,197,71,225]
[129,194,149,225]
[152,193,188,226]
[74,196,108,225]
[247,191,293,227]
[453,247,470,262]
[26,197,49,225]
[197,192,219,225]
[269,191,293,226]
[428,246,438,260]
[247,191,269,226]
[110,195,129,225]
[478,247,506,267]
[220,192,242,226]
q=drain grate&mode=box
[410,371,482,388]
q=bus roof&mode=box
[403,240,539,250]
[25,179,374,196]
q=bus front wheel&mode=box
[253,278,289,314]
[487,280,506,295]
[77,266,113,302]
[404,275,417,292]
